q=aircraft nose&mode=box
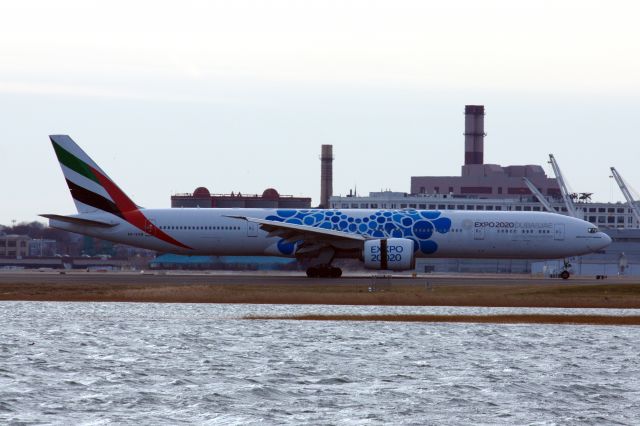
[590,232,612,251]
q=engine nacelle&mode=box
[363,238,415,271]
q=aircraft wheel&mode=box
[306,267,320,278]
[330,267,342,278]
[320,267,333,278]
[560,270,570,280]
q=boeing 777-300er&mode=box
[42,135,611,278]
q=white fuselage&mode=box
[49,208,612,260]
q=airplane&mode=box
[42,135,612,279]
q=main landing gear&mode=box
[304,247,341,278]
[306,265,342,278]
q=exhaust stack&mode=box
[464,105,485,165]
[320,145,333,208]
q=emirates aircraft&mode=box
[43,135,611,278]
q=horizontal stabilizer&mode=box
[39,214,118,228]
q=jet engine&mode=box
[363,238,415,271]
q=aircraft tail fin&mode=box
[49,135,140,218]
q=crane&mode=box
[610,167,640,227]
[548,154,579,218]
[522,177,556,213]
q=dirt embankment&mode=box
[1,275,640,309]
[3,273,640,324]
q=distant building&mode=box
[0,234,31,257]
[171,187,311,209]
[28,239,58,257]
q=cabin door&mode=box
[247,221,258,237]
[554,224,565,240]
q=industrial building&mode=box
[331,105,639,229]
[412,105,560,198]
[172,187,311,209]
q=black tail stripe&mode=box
[380,239,388,270]
[65,179,124,219]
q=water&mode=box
[1,302,640,425]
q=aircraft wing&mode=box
[227,215,368,255]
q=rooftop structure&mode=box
[172,187,311,209]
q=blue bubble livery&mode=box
[266,209,452,256]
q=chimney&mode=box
[464,105,485,165]
[320,145,333,208]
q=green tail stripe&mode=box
[52,141,100,185]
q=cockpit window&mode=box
[588,227,599,234]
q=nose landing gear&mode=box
[559,259,572,280]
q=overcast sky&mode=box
[1,0,640,225]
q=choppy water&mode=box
[1,302,640,425]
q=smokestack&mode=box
[320,145,333,208]
[464,105,485,165]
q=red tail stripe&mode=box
[89,166,192,250]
